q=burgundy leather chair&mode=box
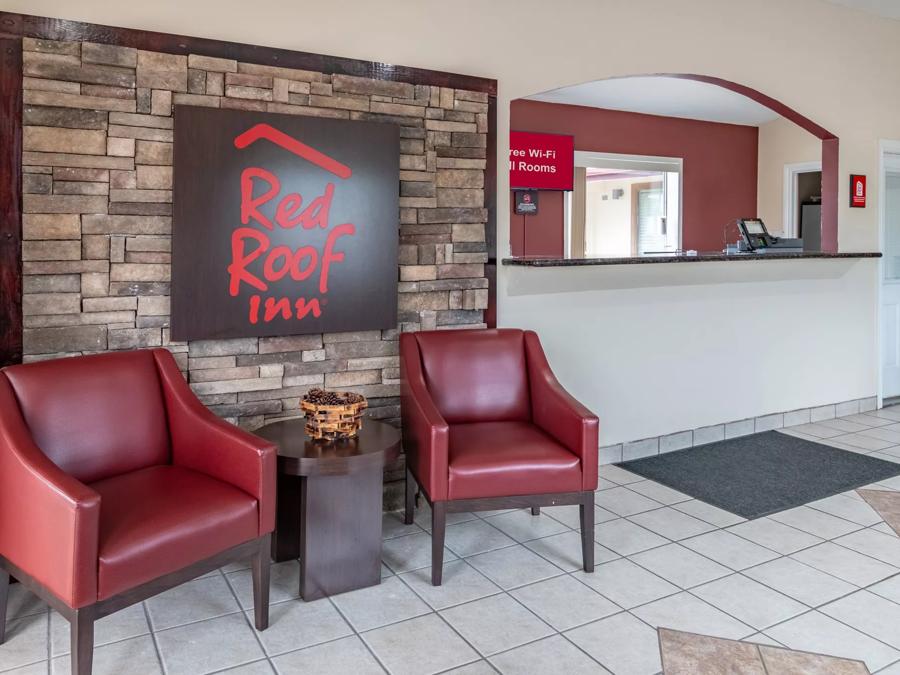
[401,328,599,585]
[0,349,276,675]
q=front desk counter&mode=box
[502,251,882,267]
[498,249,882,448]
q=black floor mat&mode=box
[617,431,900,519]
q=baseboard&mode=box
[599,396,879,465]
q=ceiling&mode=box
[526,76,782,127]
[823,0,900,20]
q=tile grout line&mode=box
[12,504,894,673]
[140,600,167,675]
[581,456,900,657]
[146,509,900,675]
[390,569,492,672]
[386,477,895,631]
[382,534,617,669]
[323,595,390,674]
[219,562,279,675]
[206,658,272,675]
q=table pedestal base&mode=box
[273,469,383,601]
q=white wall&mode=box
[504,258,879,444]
[585,177,652,257]
[9,0,896,445]
[757,117,823,234]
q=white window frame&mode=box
[573,150,684,252]
[782,160,822,238]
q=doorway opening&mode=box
[783,162,823,246]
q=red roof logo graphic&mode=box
[234,123,352,179]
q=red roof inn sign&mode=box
[171,107,399,341]
[509,131,574,191]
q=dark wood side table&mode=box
[255,418,401,601]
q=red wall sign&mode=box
[850,174,866,208]
[509,131,574,190]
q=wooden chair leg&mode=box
[0,568,8,645]
[70,606,95,675]
[252,534,271,631]
[580,491,595,573]
[531,506,540,516]
[405,467,416,525]
[431,501,447,586]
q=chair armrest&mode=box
[152,349,276,534]
[400,334,450,501]
[524,331,600,491]
[0,375,100,608]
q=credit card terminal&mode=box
[738,218,776,250]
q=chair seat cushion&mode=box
[91,465,259,600]
[448,421,582,500]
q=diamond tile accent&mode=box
[658,628,870,675]
[858,489,900,536]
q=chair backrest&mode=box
[2,350,171,484]
[412,329,531,424]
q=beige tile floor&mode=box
[6,406,900,674]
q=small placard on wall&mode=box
[514,189,539,215]
[850,174,866,208]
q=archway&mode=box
[511,73,838,255]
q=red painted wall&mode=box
[509,191,565,257]
[510,100,759,256]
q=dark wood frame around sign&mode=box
[0,11,498,367]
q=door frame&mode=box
[877,140,900,406]
[782,161,822,238]
[630,181,665,256]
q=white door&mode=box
[881,153,900,398]
[637,186,666,254]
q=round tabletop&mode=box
[256,417,401,477]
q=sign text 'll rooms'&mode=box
[509,146,558,175]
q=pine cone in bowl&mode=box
[300,389,367,440]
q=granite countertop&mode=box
[502,251,882,267]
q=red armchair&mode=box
[0,349,276,675]
[401,328,599,585]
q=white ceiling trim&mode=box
[526,76,782,127]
